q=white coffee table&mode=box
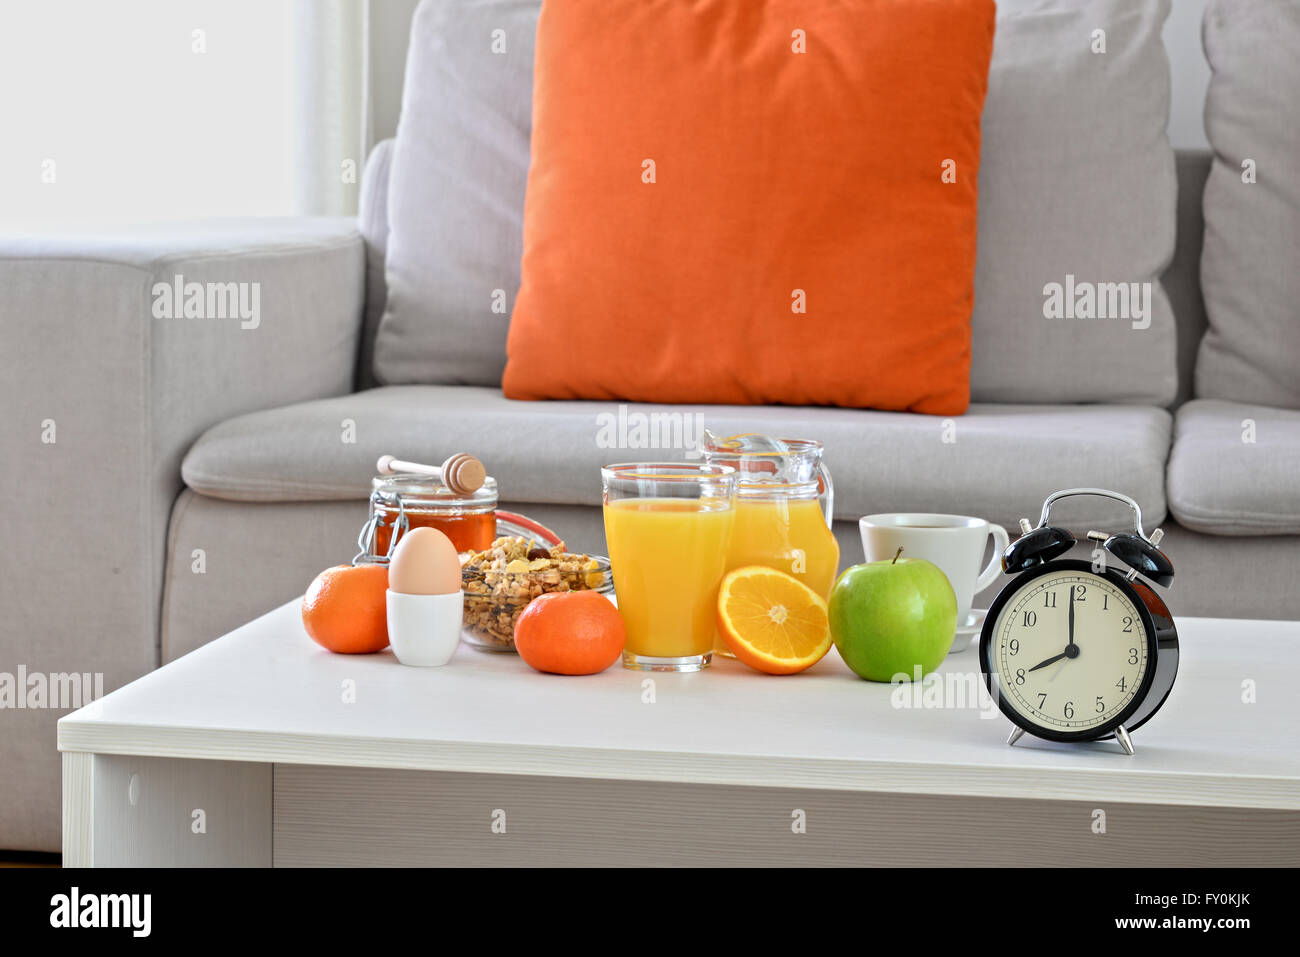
[59,603,1300,866]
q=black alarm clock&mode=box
[979,488,1179,755]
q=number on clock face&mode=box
[993,571,1147,733]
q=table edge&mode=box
[57,721,1300,811]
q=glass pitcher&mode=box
[700,432,840,657]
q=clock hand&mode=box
[1023,587,1084,674]
[1068,585,1076,650]
[1028,651,1068,672]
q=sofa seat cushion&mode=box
[182,386,1171,531]
[1167,400,1300,536]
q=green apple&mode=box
[828,552,958,682]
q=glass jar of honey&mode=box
[358,473,498,561]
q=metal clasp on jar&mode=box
[353,489,409,565]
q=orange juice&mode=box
[727,497,839,595]
[603,498,735,659]
[715,497,839,655]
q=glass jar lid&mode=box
[371,473,498,508]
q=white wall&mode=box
[1,0,1214,227]
[0,0,298,225]
[1164,0,1212,150]
[370,0,421,144]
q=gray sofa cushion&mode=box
[1196,0,1300,409]
[374,0,1178,407]
[182,385,1172,531]
[374,0,537,387]
[972,0,1177,405]
[1167,400,1300,536]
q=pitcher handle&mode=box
[818,462,834,529]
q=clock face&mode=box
[988,567,1152,736]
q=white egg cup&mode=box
[386,590,463,667]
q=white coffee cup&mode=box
[858,513,1009,653]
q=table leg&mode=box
[61,752,271,867]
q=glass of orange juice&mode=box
[601,463,737,672]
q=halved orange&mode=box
[717,566,832,675]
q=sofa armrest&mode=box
[0,216,364,848]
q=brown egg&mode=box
[388,527,462,596]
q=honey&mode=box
[363,473,498,559]
[374,506,496,554]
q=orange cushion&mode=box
[503,0,995,415]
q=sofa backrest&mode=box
[1195,0,1300,410]
[355,138,394,391]
[356,139,1213,411]
[372,0,1188,408]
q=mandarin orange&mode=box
[513,591,625,675]
[301,563,390,654]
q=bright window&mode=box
[0,0,297,226]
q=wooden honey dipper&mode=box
[375,453,487,495]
